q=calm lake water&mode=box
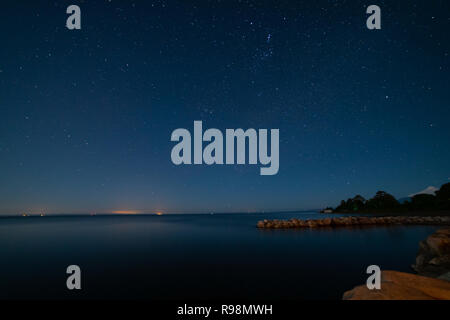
[0,212,440,300]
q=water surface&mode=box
[0,212,439,300]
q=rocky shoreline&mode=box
[342,270,450,300]
[413,228,450,280]
[257,215,450,229]
[343,228,450,300]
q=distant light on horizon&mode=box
[111,210,141,215]
[110,210,164,215]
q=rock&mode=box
[343,270,450,300]
[413,227,450,278]
[256,216,450,229]
[438,272,450,281]
[428,228,450,255]
[359,217,370,225]
[307,220,318,228]
[429,256,450,266]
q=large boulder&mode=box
[343,270,450,300]
[413,228,450,278]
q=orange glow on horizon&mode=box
[111,210,141,215]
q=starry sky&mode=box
[0,0,449,214]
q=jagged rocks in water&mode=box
[413,228,450,278]
[343,228,450,300]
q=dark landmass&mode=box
[331,182,450,214]
[257,183,450,229]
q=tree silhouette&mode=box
[366,191,399,211]
[435,183,450,210]
[411,194,436,211]
[332,183,450,213]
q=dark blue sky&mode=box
[0,1,449,214]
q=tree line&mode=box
[332,183,450,213]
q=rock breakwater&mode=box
[257,216,450,229]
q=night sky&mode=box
[0,1,449,214]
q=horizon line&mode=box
[0,209,321,218]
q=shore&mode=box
[328,211,450,217]
[343,227,450,300]
[257,215,450,229]
[343,270,450,300]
